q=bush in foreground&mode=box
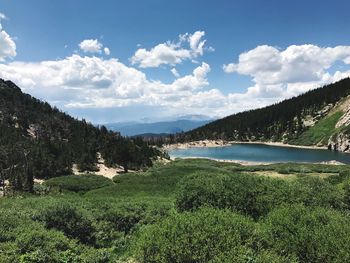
[132,207,295,263]
[176,172,291,219]
[37,203,95,245]
[176,172,345,219]
[261,204,350,263]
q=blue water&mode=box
[169,143,350,164]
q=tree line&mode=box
[0,79,163,194]
[172,78,350,143]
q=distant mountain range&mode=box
[105,116,213,136]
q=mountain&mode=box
[171,114,215,121]
[106,119,212,136]
[182,78,350,152]
[0,79,161,192]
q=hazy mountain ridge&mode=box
[181,78,350,152]
[106,119,212,136]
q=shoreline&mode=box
[164,139,328,151]
[169,156,346,166]
[169,156,272,166]
[232,141,328,150]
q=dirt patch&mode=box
[244,170,337,179]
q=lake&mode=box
[168,143,350,164]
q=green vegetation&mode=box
[44,174,114,193]
[1,158,350,262]
[290,111,344,145]
[0,79,163,194]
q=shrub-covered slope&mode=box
[2,159,350,262]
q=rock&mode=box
[320,160,346,165]
[336,108,350,128]
[328,132,350,152]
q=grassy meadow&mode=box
[1,158,350,262]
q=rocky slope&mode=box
[327,96,350,152]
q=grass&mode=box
[244,170,338,180]
[289,111,344,146]
[85,159,228,199]
[44,174,114,193]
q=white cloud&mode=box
[171,68,180,78]
[104,47,110,55]
[0,13,16,61]
[0,50,297,120]
[0,55,214,113]
[131,42,191,68]
[188,31,206,56]
[345,56,350,65]
[224,44,350,98]
[79,39,103,53]
[131,31,211,68]
[0,13,7,20]
[2,40,350,122]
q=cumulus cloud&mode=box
[0,13,6,20]
[79,39,104,53]
[2,39,350,121]
[188,31,206,56]
[0,49,295,119]
[171,68,180,78]
[0,55,215,114]
[0,13,16,61]
[224,44,350,98]
[131,42,191,68]
[104,47,110,55]
[131,31,212,68]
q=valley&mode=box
[2,68,350,263]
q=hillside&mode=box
[181,78,350,151]
[0,79,161,193]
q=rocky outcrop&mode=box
[328,132,350,152]
[336,108,350,128]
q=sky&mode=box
[0,0,350,124]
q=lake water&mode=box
[168,143,350,164]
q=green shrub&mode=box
[176,172,345,219]
[261,204,350,263]
[78,247,112,263]
[132,207,297,263]
[94,202,171,250]
[326,169,350,184]
[132,208,256,262]
[290,176,344,209]
[44,174,113,193]
[0,211,24,243]
[37,203,95,244]
[344,180,350,207]
[13,222,80,263]
[176,172,291,219]
[175,172,226,212]
[98,205,146,234]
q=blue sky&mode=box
[0,0,350,123]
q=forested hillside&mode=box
[0,79,161,193]
[180,78,350,150]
